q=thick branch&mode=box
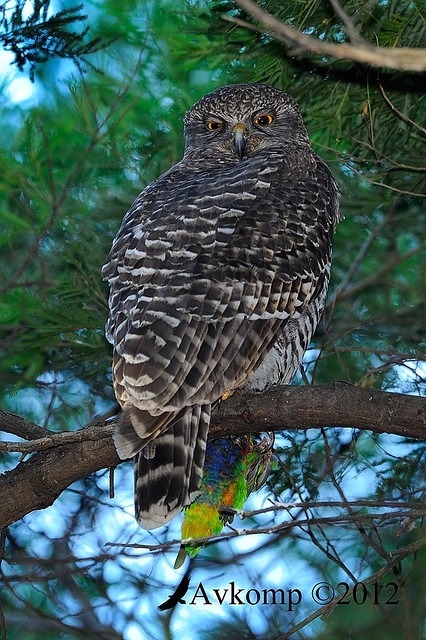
[232,0,426,72]
[211,382,426,440]
[1,384,424,529]
[0,420,119,529]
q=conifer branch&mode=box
[0,0,107,79]
[231,0,426,72]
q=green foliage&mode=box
[0,1,425,638]
[0,0,107,80]
[0,0,233,421]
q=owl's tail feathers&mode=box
[116,404,210,530]
[113,407,173,460]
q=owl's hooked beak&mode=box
[232,123,248,160]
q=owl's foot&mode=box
[221,389,235,401]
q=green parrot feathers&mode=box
[174,433,274,569]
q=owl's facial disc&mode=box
[232,123,248,160]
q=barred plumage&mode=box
[102,83,341,529]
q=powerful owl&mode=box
[102,83,340,530]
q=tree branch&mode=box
[328,0,366,45]
[0,383,424,529]
[211,382,425,439]
[231,0,426,72]
[0,418,119,529]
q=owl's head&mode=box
[183,83,309,160]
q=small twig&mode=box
[328,243,425,306]
[0,410,49,441]
[106,508,424,555]
[344,163,426,197]
[0,423,114,453]
[322,430,391,563]
[274,536,425,640]
[378,82,426,135]
[225,499,425,518]
[0,408,117,455]
[329,0,366,44]
[327,213,390,309]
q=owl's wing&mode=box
[103,150,339,527]
[103,150,338,419]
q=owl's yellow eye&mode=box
[253,113,274,127]
[206,120,223,131]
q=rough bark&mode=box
[211,382,425,439]
[1,383,424,529]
